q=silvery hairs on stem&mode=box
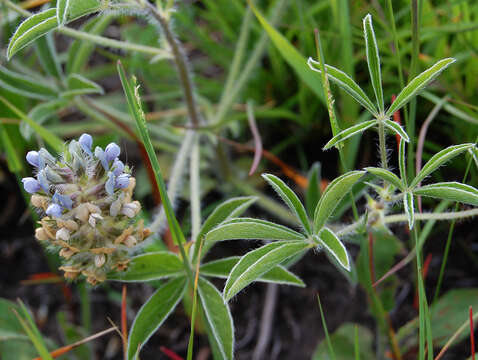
[22,134,150,285]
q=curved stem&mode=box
[143,1,201,127]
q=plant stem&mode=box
[377,119,388,169]
[337,208,478,237]
[143,1,201,127]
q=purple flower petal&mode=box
[115,174,130,189]
[46,203,63,218]
[112,159,124,176]
[95,146,109,170]
[26,151,40,167]
[22,177,40,193]
[52,191,73,210]
[79,133,93,154]
[105,143,120,162]
[105,171,115,195]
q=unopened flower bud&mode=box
[56,228,70,241]
[95,254,106,268]
[95,146,109,170]
[121,201,140,218]
[79,133,93,154]
[22,177,40,193]
[35,227,49,241]
[105,143,120,162]
[46,203,63,218]
[26,151,40,167]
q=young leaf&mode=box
[0,67,58,100]
[404,192,415,229]
[308,58,377,115]
[313,171,365,232]
[61,73,104,97]
[200,256,305,287]
[323,120,376,150]
[399,138,407,185]
[305,162,321,218]
[364,167,404,190]
[363,14,384,112]
[57,0,70,26]
[35,34,62,79]
[223,241,309,301]
[7,8,58,59]
[127,277,187,360]
[197,277,234,360]
[386,58,456,116]
[383,119,410,142]
[205,218,306,246]
[108,252,184,282]
[262,174,311,234]
[316,227,350,271]
[0,97,63,152]
[413,182,478,206]
[410,143,474,188]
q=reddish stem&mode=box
[160,346,184,360]
[391,95,401,152]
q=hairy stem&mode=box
[143,1,201,127]
[377,119,388,169]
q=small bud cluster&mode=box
[23,134,150,285]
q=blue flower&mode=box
[52,191,73,210]
[37,170,50,193]
[105,143,120,162]
[22,177,40,193]
[115,174,130,189]
[112,159,125,176]
[79,133,93,154]
[95,146,109,170]
[26,151,40,167]
[46,203,63,218]
[105,171,115,195]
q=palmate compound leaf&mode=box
[413,182,478,206]
[323,120,377,150]
[386,58,456,116]
[200,256,305,286]
[127,277,187,360]
[315,227,350,271]
[108,251,184,282]
[410,143,474,188]
[223,241,310,302]
[313,171,366,232]
[363,14,384,112]
[197,277,234,360]
[307,58,378,116]
[262,174,311,234]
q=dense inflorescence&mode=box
[22,134,150,285]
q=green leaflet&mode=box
[383,119,410,142]
[223,241,309,301]
[410,143,474,188]
[197,277,234,360]
[35,33,62,79]
[61,73,104,97]
[108,251,184,282]
[365,167,404,191]
[313,171,365,232]
[323,120,376,150]
[404,192,415,229]
[57,0,70,26]
[127,277,187,360]
[262,173,311,234]
[205,218,306,246]
[413,182,478,206]
[200,256,304,286]
[399,139,407,186]
[316,227,350,271]
[386,58,456,116]
[307,59,377,115]
[305,162,322,218]
[363,14,383,112]
[0,66,58,100]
